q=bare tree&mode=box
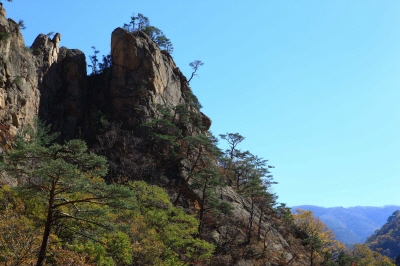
[188,60,204,83]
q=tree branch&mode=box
[52,196,113,209]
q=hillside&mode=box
[0,4,397,265]
[292,205,400,245]
[0,6,311,265]
[366,210,400,260]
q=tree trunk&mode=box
[310,250,315,266]
[198,179,208,235]
[257,209,263,242]
[36,183,55,266]
[174,147,202,205]
[246,198,254,243]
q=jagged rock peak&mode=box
[109,27,211,130]
[0,5,86,142]
[31,32,61,66]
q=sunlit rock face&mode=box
[0,5,40,135]
[0,5,87,141]
[110,27,209,128]
[0,9,211,140]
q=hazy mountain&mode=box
[291,205,400,245]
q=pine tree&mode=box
[189,163,224,235]
[174,133,221,205]
[1,120,134,266]
[128,181,215,264]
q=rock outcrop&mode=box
[0,6,307,265]
[0,10,210,140]
[0,5,39,135]
[110,28,210,129]
[36,45,87,140]
[0,5,87,140]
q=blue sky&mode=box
[5,1,400,207]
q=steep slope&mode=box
[366,210,400,260]
[0,5,312,265]
[110,28,194,126]
[0,5,88,143]
[292,205,400,245]
[0,7,40,137]
[92,26,305,266]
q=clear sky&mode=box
[4,0,400,207]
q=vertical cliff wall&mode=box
[0,6,39,135]
[0,5,88,140]
[110,28,190,127]
[0,3,209,140]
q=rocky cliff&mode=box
[111,28,190,126]
[0,5,307,265]
[0,5,87,141]
[0,6,39,136]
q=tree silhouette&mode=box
[188,60,204,83]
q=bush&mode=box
[0,32,10,42]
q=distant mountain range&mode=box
[291,205,400,246]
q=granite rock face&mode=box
[29,32,87,140]
[37,45,87,140]
[31,32,61,67]
[0,6,38,132]
[0,7,306,264]
[0,5,87,140]
[109,27,211,129]
[0,13,210,139]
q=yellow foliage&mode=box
[45,242,94,266]
[352,244,395,266]
[0,187,41,266]
[293,209,347,264]
[130,215,168,265]
[0,206,41,265]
